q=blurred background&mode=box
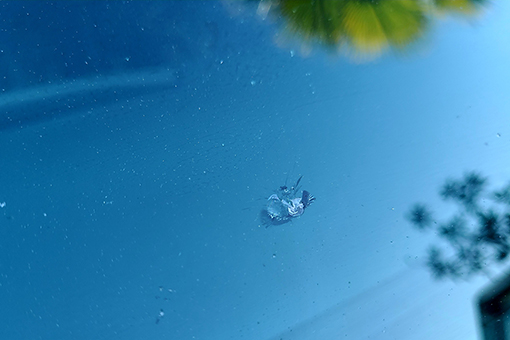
[0,1,509,339]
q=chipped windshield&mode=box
[0,1,507,339]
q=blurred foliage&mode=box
[407,172,510,280]
[433,0,488,16]
[262,0,488,59]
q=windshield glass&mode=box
[1,1,508,339]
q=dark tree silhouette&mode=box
[407,204,433,230]
[408,172,510,279]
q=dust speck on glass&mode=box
[0,1,508,340]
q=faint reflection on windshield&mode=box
[257,0,488,60]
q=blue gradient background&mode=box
[0,1,509,339]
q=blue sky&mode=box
[1,1,510,339]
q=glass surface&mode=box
[0,1,509,339]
